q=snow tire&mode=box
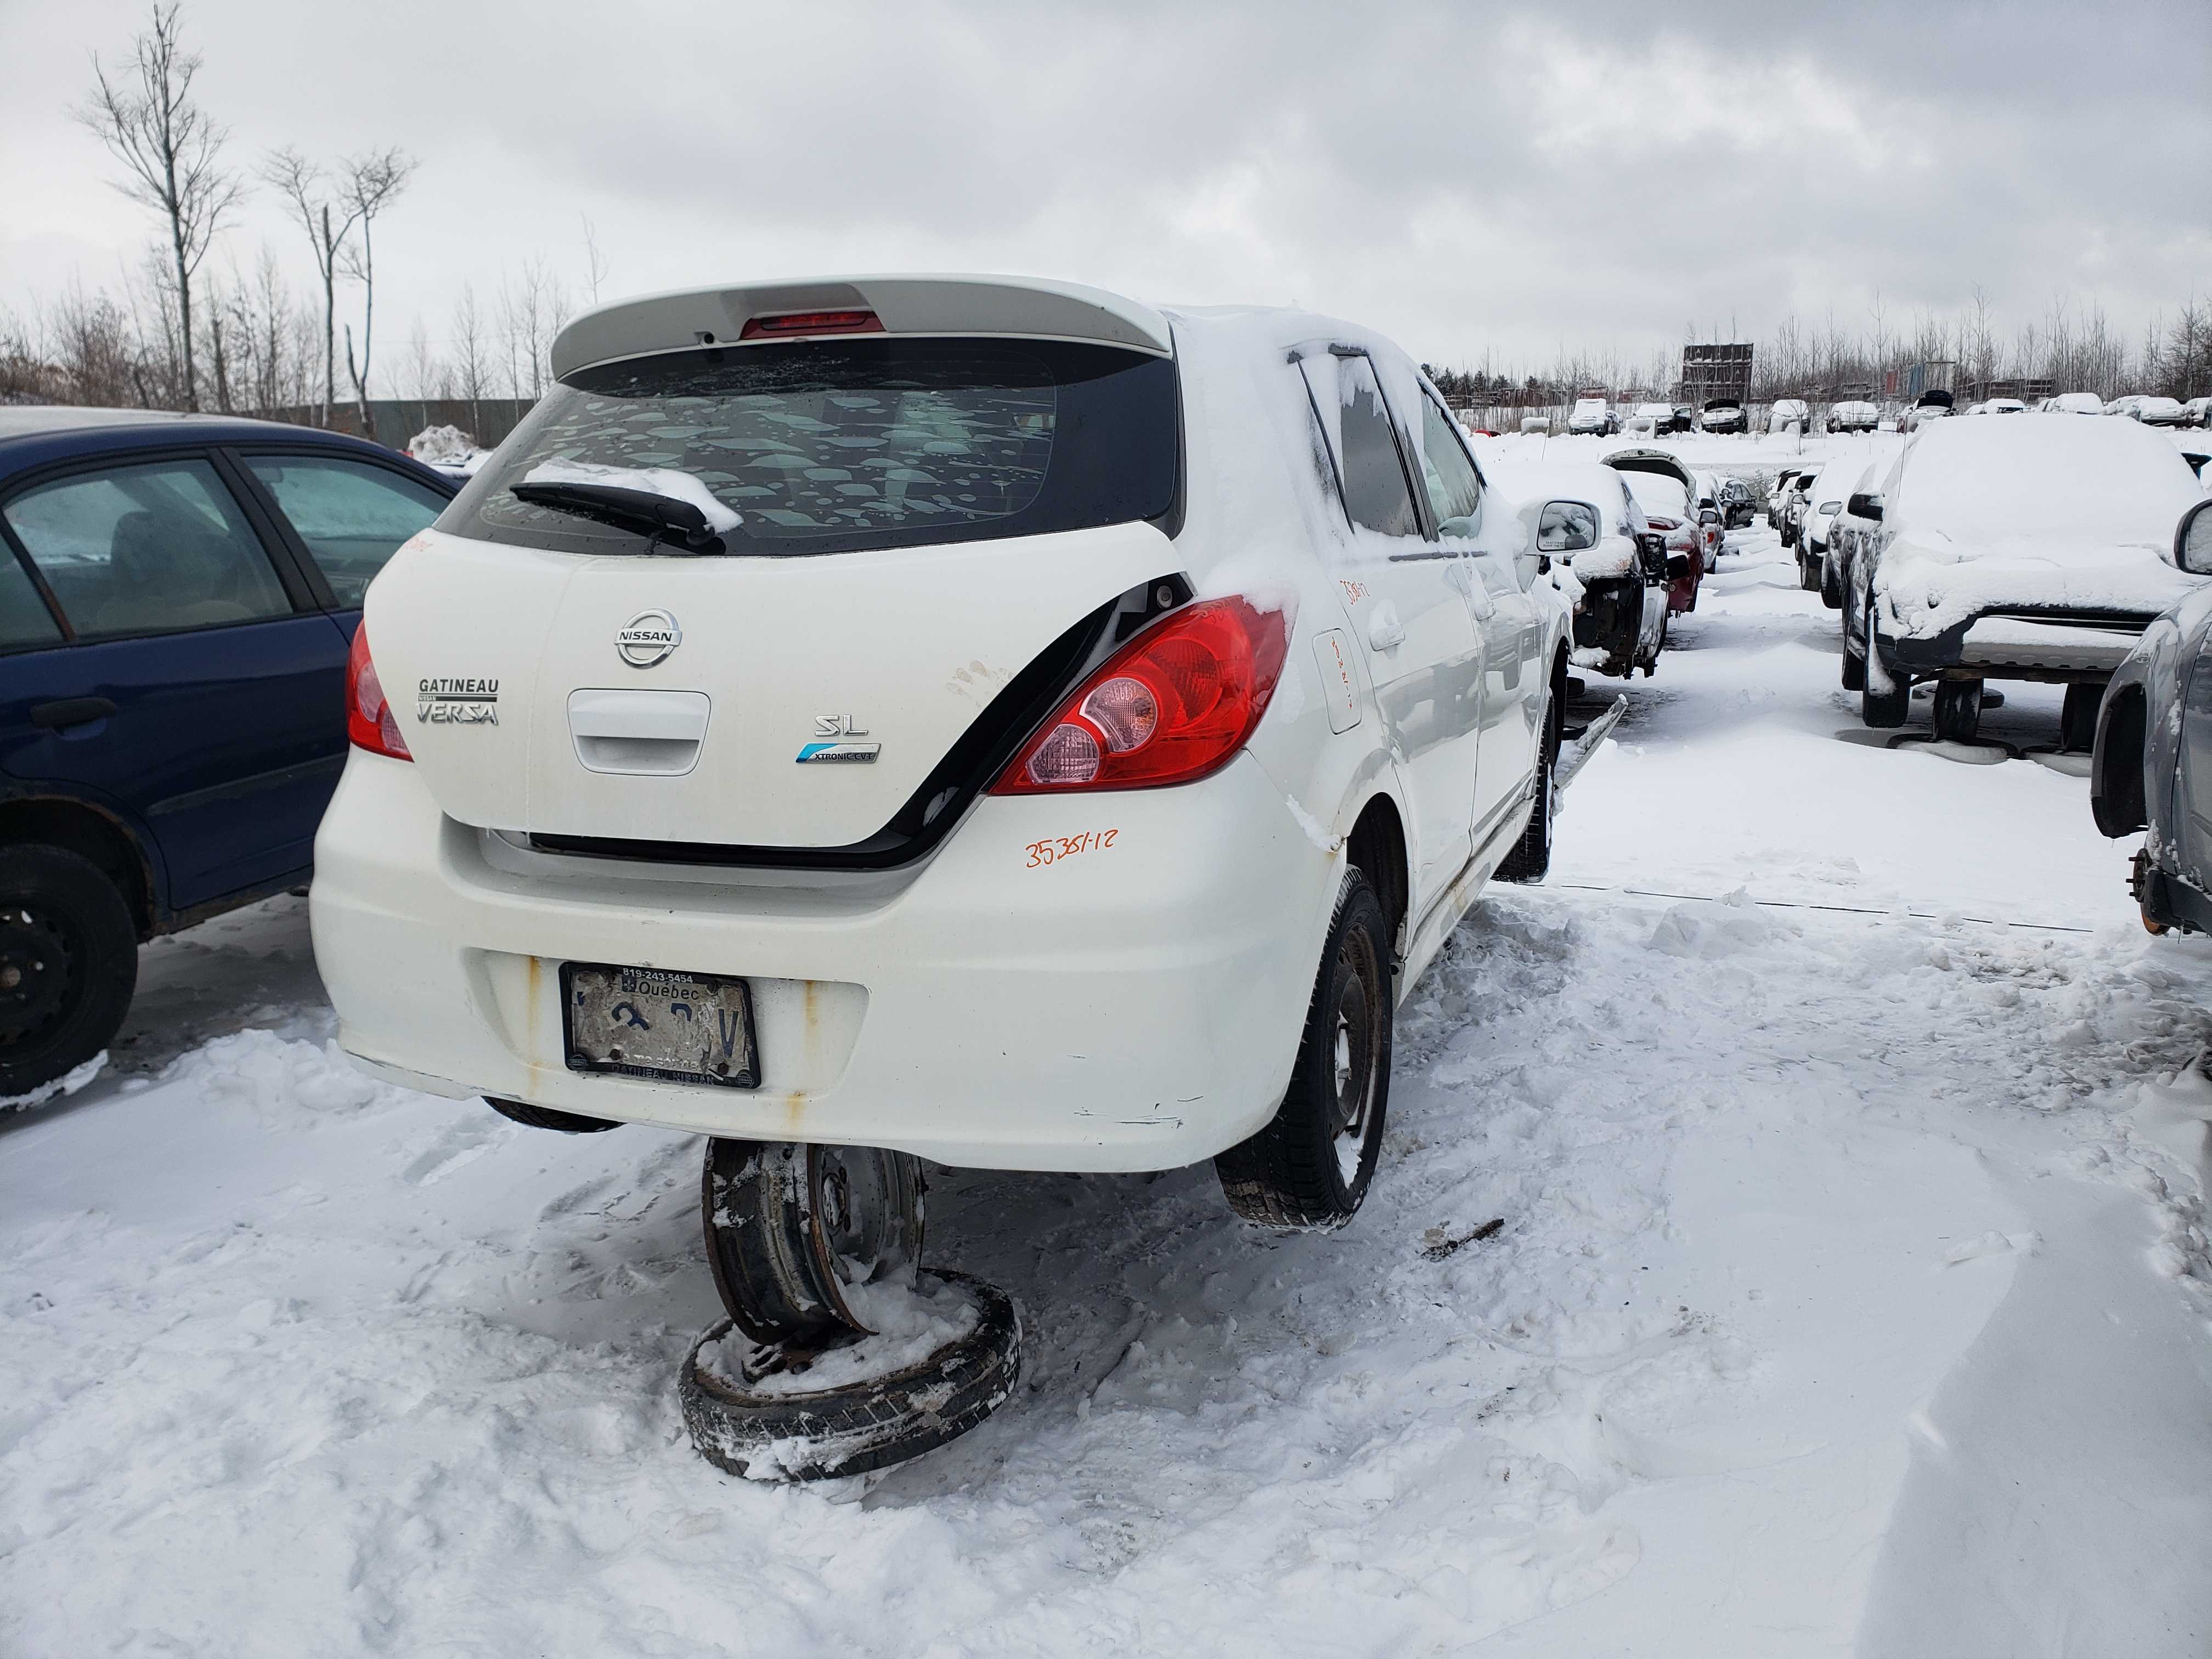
[1841,643,1866,691]
[1932,679,1982,743]
[679,1271,1023,1482]
[1215,866,1392,1231]
[1860,597,1909,729]
[2060,682,2100,753]
[0,843,136,1096]
[1819,558,1842,610]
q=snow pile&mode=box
[407,424,481,465]
[1,524,2210,1652]
[697,1273,981,1398]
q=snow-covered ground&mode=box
[6,521,2212,1656]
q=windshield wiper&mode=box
[509,481,731,553]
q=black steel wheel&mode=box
[1932,679,1983,743]
[0,845,136,1097]
[702,1139,925,1345]
[2060,682,2101,753]
[1216,866,1391,1230]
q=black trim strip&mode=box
[147,751,345,818]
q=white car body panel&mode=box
[311,281,1567,1171]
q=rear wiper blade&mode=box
[509,481,732,552]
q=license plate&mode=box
[560,962,760,1088]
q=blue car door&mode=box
[0,452,343,913]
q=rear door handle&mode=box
[30,697,117,732]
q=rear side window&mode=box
[3,460,290,641]
[1300,353,1420,538]
[448,338,1178,557]
[244,454,446,606]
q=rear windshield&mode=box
[444,337,1178,557]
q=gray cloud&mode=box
[3,0,2205,378]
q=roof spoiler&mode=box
[550,274,1173,381]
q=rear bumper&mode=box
[1886,611,2147,682]
[309,750,1336,1171]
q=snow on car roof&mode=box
[1488,460,1634,512]
[1894,415,2203,548]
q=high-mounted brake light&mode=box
[346,625,413,761]
[991,596,1293,795]
[737,309,885,341]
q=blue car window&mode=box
[243,454,444,607]
[4,460,291,640]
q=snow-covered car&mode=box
[1691,472,1725,571]
[1699,398,1746,434]
[1820,458,1888,613]
[2047,392,2106,416]
[1669,404,1695,433]
[1779,466,1820,548]
[1567,397,1617,436]
[2105,396,2146,421]
[1768,466,1810,530]
[2132,396,2188,427]
[2091,498,2212,932]
[1605,449,1703,612]
[1829,399,1880,433]
[2182,397,2211,428]
[1768,398,1811,436]
[1520,414,1551,435]
[1980,397,2027,416]
[1843,415,2209,743]
[1716,475,1755,529]
[1624,402,1673,439]
[1902,392,1954,432]
[1792,455,1865,592]
[1501,461,1674,679]
[309,275,1572,1338]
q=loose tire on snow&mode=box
[0,844,136,1096]
[1932,679,1983,743]
[1216,866,1392,1230]
[679,1271,1023,1481]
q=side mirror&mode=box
[1536,501,1598,553]
[2177,498,2212,576]
[1665,552,1692,582]
[1847,492,1883,522]
[1699,507,1722,526]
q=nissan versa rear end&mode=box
[312,275,1565,1341]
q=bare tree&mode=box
[582,216,610,306]
[75,2,245,411]
[338,148,417,430]
[262,146,362,426]
[451,282,489,438]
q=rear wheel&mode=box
[1798,553,1820,591]
[1932,678,1983,742]
[0,844,136,1096]
[1819,556,1842,609]
[1841,640,1866,691]
[1216,867,1391,1230]
[2060,682,2101,753]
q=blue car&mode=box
[0,409,454,1093]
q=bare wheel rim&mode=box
[1329,938,1379,1184]
[0,905,76,1047]
[807,1144,924,1332]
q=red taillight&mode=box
[737,309,885,341]
[991,597,1293,794]
[346,626,412,761]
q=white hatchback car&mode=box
[313,275,1570,1340]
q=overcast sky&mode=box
[4,0,2207,385]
